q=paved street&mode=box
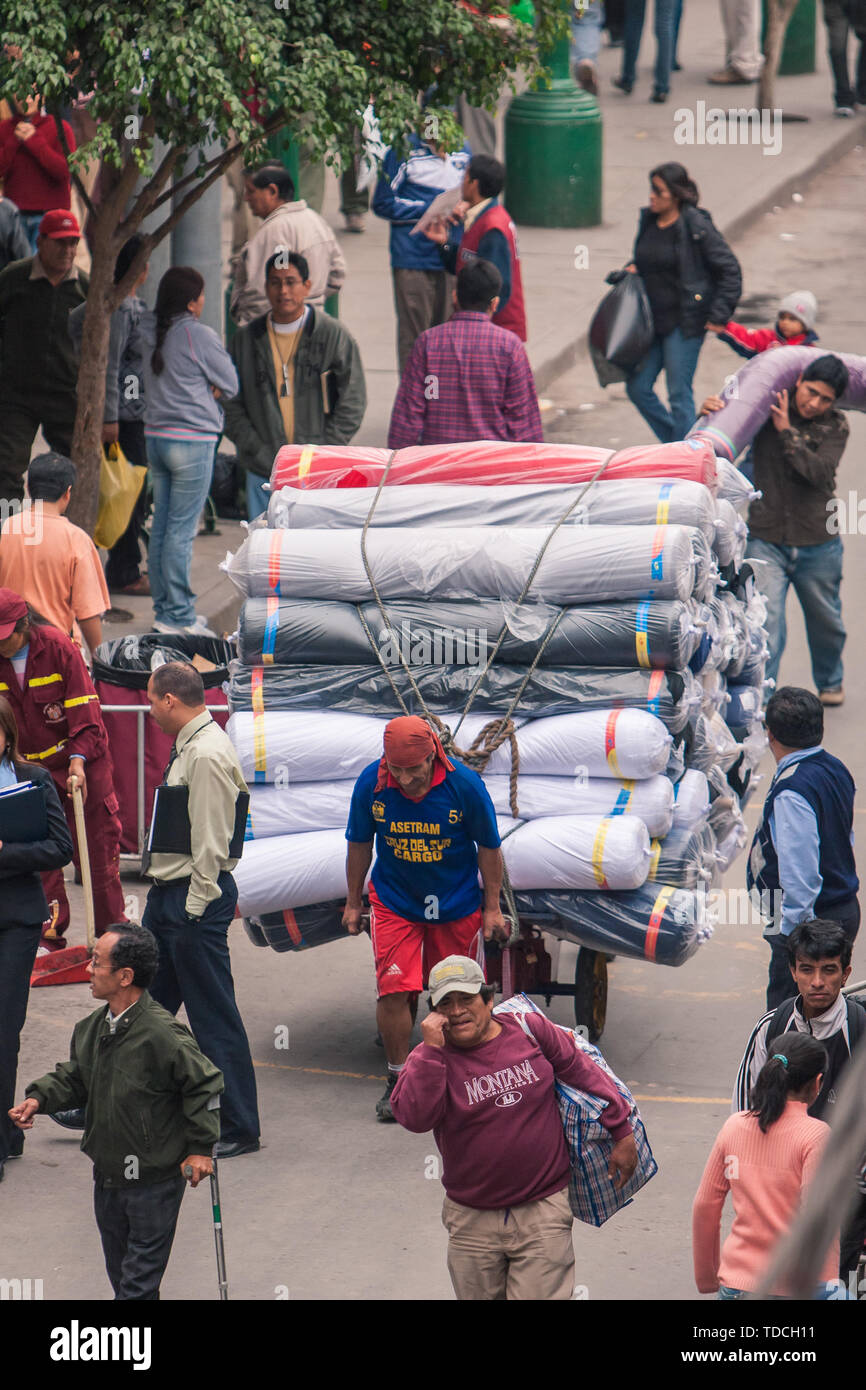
[5,142,864,1303]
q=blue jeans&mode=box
[625,327,703,442]
[571,1,604,63]
[622,0,676,91]
[19,211,44,253]
[144,873,260,1146]
[745,536,846,692]
[719,1282,852,1300]
[245,471,271,522]
[146,434,216,626]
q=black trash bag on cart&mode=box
[93,633,235,689]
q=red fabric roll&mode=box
[270,440,718,493]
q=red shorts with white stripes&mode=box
[368,885,484,998]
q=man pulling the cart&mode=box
[342,714,509,1121]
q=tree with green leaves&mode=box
[0,0,563,533]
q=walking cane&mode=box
[71,783,97,955]
[184,1159,229,1299]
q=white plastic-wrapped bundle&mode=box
[712,497,748,569]
[225,524,699,604]
[267,479,718,539]
[647,823,718,891]
[700,668,729,718]
[718,591,748,679]
[485,773,674,837]
[244,771,676,840]
[689,529,718,603]
[670,768,711,830]
[715,458,759,516]
[233,813,651,916]
[227,706,674,785]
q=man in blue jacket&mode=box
[372,133,470,375]
[747,686,859,1009]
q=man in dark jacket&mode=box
[10,923,223,1300]
[223,250,366,519]
[0,209,86,502]
[733,917,866,1287]
[701,354,850,703]
[625,171,741,442]
[0,193,30,272]
[746,687,858,1009]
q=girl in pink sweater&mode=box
[692,1034,842,1299]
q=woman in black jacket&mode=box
[624,162,741,442]
[0,695,73,1181]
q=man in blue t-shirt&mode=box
[343,715,507,1121]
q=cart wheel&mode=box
[574,948,607,1043]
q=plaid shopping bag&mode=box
[495,993,658,1226]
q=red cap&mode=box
[0,588,28,641]
[38,209,81,240]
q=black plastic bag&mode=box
[588,271,655,388]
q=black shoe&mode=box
[673,60,682,71]
[50,1108,86,1130]
[376,1075,399,1123]
[612,76,633,94]
[651,88,668,102]
[0,1159,5,1182]
[213,1138,260,1159]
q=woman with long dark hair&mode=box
[140,267,238,636]
[0,695,73,1182]
[621,162,741,443]
[692,1034,844,1299]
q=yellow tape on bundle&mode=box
[297,445,315,481]
[251,667,267,782]
[648,838,662,880]
[645,884,676,960]
[591,816,612,888]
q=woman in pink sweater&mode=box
[692,1034,842,1299]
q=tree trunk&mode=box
[758,0,798,111]
[66,226,117,536]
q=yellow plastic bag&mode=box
[93,442,147,550]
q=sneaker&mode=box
[343,212,365,233]
[376,1074,399,1123]
[612,75,633,94]
[819,687,845,706]
[573,59,599,96]
[153,619,187,635]
[708,67,753,84]
[834,106,856,117]
[185,615,217,638]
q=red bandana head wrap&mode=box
[374,715,455,792]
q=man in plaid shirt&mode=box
[387,260,543,449]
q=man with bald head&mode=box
[343,715,508,1121]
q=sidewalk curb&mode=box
[532,114,866,395]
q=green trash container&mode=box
[505,0,602,228]
[762,0,817,77]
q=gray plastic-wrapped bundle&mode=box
[699,668,729,719]
[688,529,718,602]
[233,813,652,916]
[267,478,717,539]
[243,771,674,839]
[670,768,711,830]
[513,883,712,966]
[717,592,748,679]
[712,497,748,569]
[237,595,702,672]
[715,459,759,515]
[224,523,699,605]
[227,661,699,732]
[687,710,742,773]
[227,706,674,785]
[646,823,718,891]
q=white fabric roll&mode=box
[225,524,698,604]
[228,707,674,785]
[234,813,651,916]
[671,769,711,830]
[244,771,675,840]
[267,479,717,539]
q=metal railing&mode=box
[100,703,228,864]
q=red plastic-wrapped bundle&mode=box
[270,439,719,493]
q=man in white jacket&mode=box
[230,164,346,326]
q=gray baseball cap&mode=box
[428,955,486,1006]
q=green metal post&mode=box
[762,0,817,76]
[504,0,602,227]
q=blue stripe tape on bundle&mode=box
[262,605,279,662]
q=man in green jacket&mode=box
[223,249,366,519]
[0,209,87,503]
[9,922,223,1301]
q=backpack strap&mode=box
[765,997,797,1046]
[846,998,866,1051]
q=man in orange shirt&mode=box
[0,451,109,660]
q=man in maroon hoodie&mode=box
[391,955,638,1300]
